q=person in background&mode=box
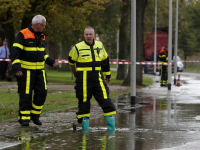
[68,26,116,131]
[95,34,100,41]
[11,15,58,126]
[0,39,10,80]
[159,45,168,87]
[0,38,3,47]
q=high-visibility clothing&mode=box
[11,27,54,72]
[68,40,116,122]
[17,69,47,122]
[11,25,55,123]
[69,40,111,80]
[159,49,168,86]
[159,49,168,63]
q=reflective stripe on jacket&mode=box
[68,40,111,82]
[11,26,54,72]
[159,49,168,63]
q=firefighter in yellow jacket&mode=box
[68,26,116,131]
[11,15,58,126]
[159,45,168,87]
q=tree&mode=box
[122,0,148,86]
[116,0,130,80]
[0,0,30,50]
[0,0,110,68]
[86,0,121,58]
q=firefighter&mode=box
[11,15,58,126]
[159,45,168,87]
[68,26,116,131]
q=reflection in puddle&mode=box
[2,93,200,150]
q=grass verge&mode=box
[0,69,153,122]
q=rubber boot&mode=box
[21,121,30,127]
[31,115,42,125]
[81,117,89,130]
[105,115,115,131]
[32,119,42,125]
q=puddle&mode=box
[1,91,200,150]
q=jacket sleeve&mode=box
[101,45,111,79]
[68,46,78,65]
[101,57,111,79]
[11,32,24,73]
[45,53,55,67]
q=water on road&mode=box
[1,73,200,150]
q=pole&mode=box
[117,30,119,70]
[174,0,179,85]
[130,0,136,106]
[168,0,172,90]
[154,0,157,74]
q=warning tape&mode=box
[0,59,11,62]
[182,60,200,62]
[110,59,129,62]
[57,60,69,63]
[0,59,198,65]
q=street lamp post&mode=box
[130,0,136,106]
[168,0,173,90]
[154,0,157,74]
[174,0,179,85]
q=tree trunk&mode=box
[122,63,131,85]
[46,42,59,70]
[116,0,130,80]
[21,16,32,29]
[122,0,148,86]
[60,41,71,72]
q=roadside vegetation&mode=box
[183,63,200,73]
[0,69,153,122]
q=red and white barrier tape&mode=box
[0,59,11,62]
[57,60,69,63]
[110,59,128,61]
[0,59,198,65]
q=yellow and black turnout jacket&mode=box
[68,40,111,83]
[11,25,55,72]
[159,49,168,63]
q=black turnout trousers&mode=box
[17,69,47,123]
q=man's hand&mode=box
[106,78,111,83]
[53,62,59,67]
[16,71,23,77]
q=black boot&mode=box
[31,115,42,125]
[20,121,29,127]
[32,119,42,125]
[21,122,29,126]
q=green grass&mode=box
[142,77,154,87]
[184,63,200,73]
[0,69,153,122]
[45,70,76,84]
[0,88,128,122]
[45,70,126,85]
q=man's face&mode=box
[84,29,94,44]
[3,41,7,46]
[36,20,46,32]
[165,47,168,51]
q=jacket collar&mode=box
[84,39,95,46]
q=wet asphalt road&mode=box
[1,72,200,150]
